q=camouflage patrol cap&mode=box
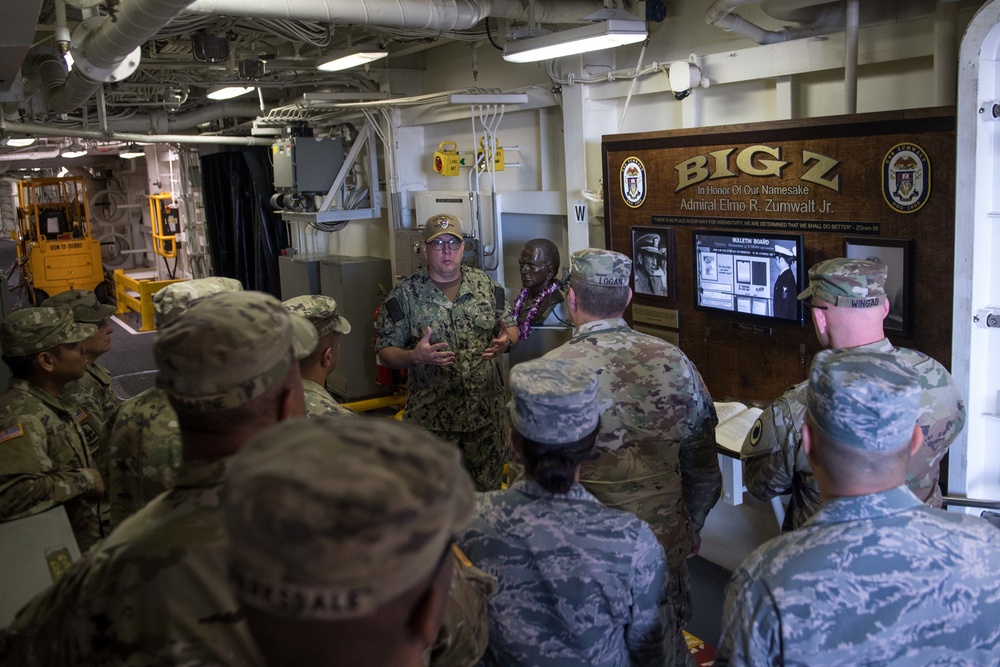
[797,258,887,308]
[42,289,115,323]
[570,248,632,287]
[1,306,98,356]
[224,415,475,620]
[509,358,599,445]
[283,295,352,337]
[806,348,921,451]
[637,234,666,258]
[289,313,320,361]
[153,277,244,327]
[154,291,296,412]
[423,214,464,242]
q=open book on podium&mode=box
[714,400,765,506]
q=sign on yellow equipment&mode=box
[13,176,104,304]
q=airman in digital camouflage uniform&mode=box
[741,259,966,531]
[718,349,1000,666]
[0,307,105,552]
[105,276,242,526]
[43,289,119,466]
[375,214,517,491]
[283,294,355,417]
[3,291,307,665]
[542,248,720,667]
[459,357,670,666]
[224,415,486,667]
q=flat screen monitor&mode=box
[693,230,804,325]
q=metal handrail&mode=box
[941,496,1000,511]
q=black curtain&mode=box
[200,147,285,297]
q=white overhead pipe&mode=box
[2,121,271,146]
[22,0,196,113]
[845,0,858,114]
[705,0,844,44]
[183,0,605,30]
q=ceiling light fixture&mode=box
[2,136,36,147]
[207,86,256,101]
[502,19,647,63]
[317,45,388,72]
[61,141,88,158]
[120,143,145,159]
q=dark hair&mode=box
[299,331,339,370]
[569,278,630,319]
[2,353,38,379]
[512,420,600,494]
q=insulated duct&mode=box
[104,101,264,133]
[2,121,271,146]
[183,0,605,30]
[22,0,196,113]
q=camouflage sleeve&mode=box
[678,364,722,534]
[741,392,803,502]
[0,419,98,521]
[3,554,100,664]
[624,522,670,666]
[428,545,496,667]
[105,409,144,528]
[374,284,411,353]
[716,568,781,667]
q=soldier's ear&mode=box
[801,422,815,460]
[35,350,57,373]
[568,287,578,312]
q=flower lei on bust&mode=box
[511,280,560,340]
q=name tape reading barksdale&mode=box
[230,566,374,620]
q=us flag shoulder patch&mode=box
[75,407,88,423]
[0,424,25,443]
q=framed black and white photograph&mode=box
[631,226,675,300]
[843,237,914,336]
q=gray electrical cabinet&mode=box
[319,255,393,401]
[272,137,344,193]
[278,254,325,300]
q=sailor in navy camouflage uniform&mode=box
[459,357,670,666]
[718,348,1000,667]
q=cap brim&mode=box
[63,322,99,344]
[425,231,463,243]
[79,303,117,322]
[332,316,352,335]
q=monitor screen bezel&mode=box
[692,229,805,327]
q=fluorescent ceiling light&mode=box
[317,46,388,72]
[62,141,87,158]
[503,19,647,63]
[120,143,145,159]
[207,86,255,100]
[4,137,36,147]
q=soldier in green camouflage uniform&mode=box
[224,415,486,667]
[741,259,966,531]
[376,214,517,491]
[0,307,105,552]
[3,291,307,665]
[459,357,670,666]
[105,276,242,526]
[283,294,356,417]
[543,248,720,667]
[718,349,1000,666]
[43,290,119,468]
